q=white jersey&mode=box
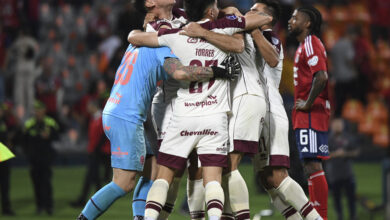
[257,29,286,118]
[146,8,188,104]
[232,33,266,99]
[158,15,247,117]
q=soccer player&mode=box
[75,45,239,220]
[179,8,269,220]
[128,1,272,219]
[288,5,330,220]
[131,1,246,219]
[131,1,188,220]
[249,1,323,220]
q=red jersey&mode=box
[292,35,330,131]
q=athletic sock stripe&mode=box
[162,203,174,213]
[221,215,235,220]
[132,199,146,202]
[283,206,298,218]
[90,199,102,212]
[206,199,223,211]
[190,211,205,219]
[282,206,294,215]
[236,209,250,214]
[300,202,310,213]
[145,201,163,212]
[300,202,314,217]
[235,210,250,220]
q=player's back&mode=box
[158,16,246,117]
[103,45,174,123]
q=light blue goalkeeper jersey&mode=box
[103,45,177,124]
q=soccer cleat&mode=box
[134,215,144,220]
[76,213,88,220]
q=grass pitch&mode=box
[2,162,384,219]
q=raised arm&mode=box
[163,58,214,82]
[251,29,279,67]
[244,12,273,30]
[163,56,241,82]
[180,23,244,53]
[295,71,328,111]
[127,30,159,47]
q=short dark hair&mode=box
[133,0,147,14]
[256,0,281,26]
[297,5,322,36]
[184,0,215,22]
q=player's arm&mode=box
[221,6,272,30]
[180,23,244,53]
[127,30,159,47]
[163,57,240,82]
[244,12,273,30]
[295,70,328,111]
[251,29,279,67]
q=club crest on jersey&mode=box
[271,37,279,45]
[187,37,198,44]
[226,15,237,20]
[308,55,319,66]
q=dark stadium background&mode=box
[0,0,388,219]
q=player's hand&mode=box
[220,7,243,17]
[295,99,311,111]
[180,22,207,38]
[212,55,241,80]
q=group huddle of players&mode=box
[76,0,330,220]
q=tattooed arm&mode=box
[163,58,214,82]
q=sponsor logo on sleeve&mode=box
[307,55,319,66]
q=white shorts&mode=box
[158,113,229,170]
[253,110,290,173]
[229,94,267,155]
[151,101,174,144]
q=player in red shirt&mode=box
[288,5,330,219]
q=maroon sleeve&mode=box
[262,30,281,55]
[172,7,187,19]
[148,20,173,32]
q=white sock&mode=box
[227,170,250,220]
[145,179,169,220]
[221,175,234,219]
[205,181,224,219]
[158,177,181,220]
[267,189,302,220]
[187,179,205,220]
[276,176,320,220]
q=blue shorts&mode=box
[102,114,153,171]
[295,128,329,161]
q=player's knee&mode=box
[260,167,288,189]
[258,169,273,189]
[228,152,243,172]
[303,159,323,175]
